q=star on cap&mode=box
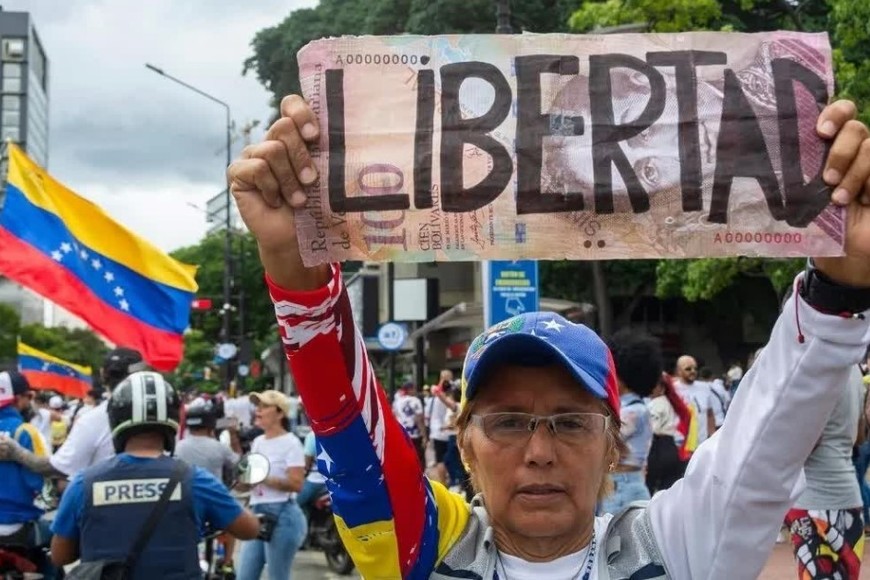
[119,299,130,312]
[114,286,124,297]
[60,242,72,254]
[104,272,115,283]
[51,250,62,261]
[542,318,565,332]
[79,248,89,260]
[91,258,102,270]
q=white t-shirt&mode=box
[497,515,609,580]
[249,432,305,506]
[676,379,714,445]
[31,408,53,446]
[647,396,678,437]
[392,393,424,439]
[228,396,254,428]
[50,400,114,477]
[428,396,451,442]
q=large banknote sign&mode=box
[296,32,842,266]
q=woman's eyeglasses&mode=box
[470,412,609,445]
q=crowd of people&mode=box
[0,344,328,579]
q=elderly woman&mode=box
[228,95,870,579]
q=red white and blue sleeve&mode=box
[267,265,469,579]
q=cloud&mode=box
[3,0,316,251]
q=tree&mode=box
[170,232,272,349]
[243,0,578,107]
[0,303,20,364]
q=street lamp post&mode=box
[146,63,234,387]
[495,0,512,33]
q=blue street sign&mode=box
[483,260,539,328]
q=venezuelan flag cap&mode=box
[460,312,620,416]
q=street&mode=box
[287,542,870,579]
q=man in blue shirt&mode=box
[0,370,55,577]
[50,371,260,578]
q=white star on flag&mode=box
[41,362,49,371]
[51,250,62,261]
[91,259,102,270]
[317,447,335,474]
[104,272,114,283]
[119,299,130,312]
[543,319,564,332]
[60,242,72,253]
[114,286,124,297]
[79,249,88,260]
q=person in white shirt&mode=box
[0,347,145,483]
[29,393,53,448]
[700,368,730,429]
[237,389,306,580]
[392,382,427,467]
[428,370,454,485]
[674,355,716,447]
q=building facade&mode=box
[0,9,52,326]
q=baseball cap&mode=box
[0,370,30,408]
[460,312,620,415]
[49,395,64,410]
[249,390,290,414]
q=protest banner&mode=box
[295,32,841,265]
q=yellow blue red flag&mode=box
[17,342,92,398]
[0,144,198,370]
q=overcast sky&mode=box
[5,0,317,252]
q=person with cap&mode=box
[49,371,260,577]
[0,370,55,578]
[175,399,243,576]
[236,389,307,580]
[229,94,870,578]
[0,347,146,483]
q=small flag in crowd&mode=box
[17,341,93,398]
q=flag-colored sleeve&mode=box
[267,265,469,580]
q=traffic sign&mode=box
[377,322,407,351]
[483,260,539,328]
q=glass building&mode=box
[0,9,49,327]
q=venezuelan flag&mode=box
[17,342,92,398]
[0,144,198,370]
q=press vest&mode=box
[79,455,200,580]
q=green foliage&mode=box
[569,0,720,33]
[541,260,658,303]
[244,0,577,106]
[18,325,108,374]
[170,232,271,348]
[0,303,20,363]
[656,258,803,301]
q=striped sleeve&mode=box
[267,265,469,579]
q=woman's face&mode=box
[462,364,614,541]
[254,403,283,431]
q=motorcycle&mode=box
[0,522,61,580]
[199,453,270,580]
[305,490,354,575]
